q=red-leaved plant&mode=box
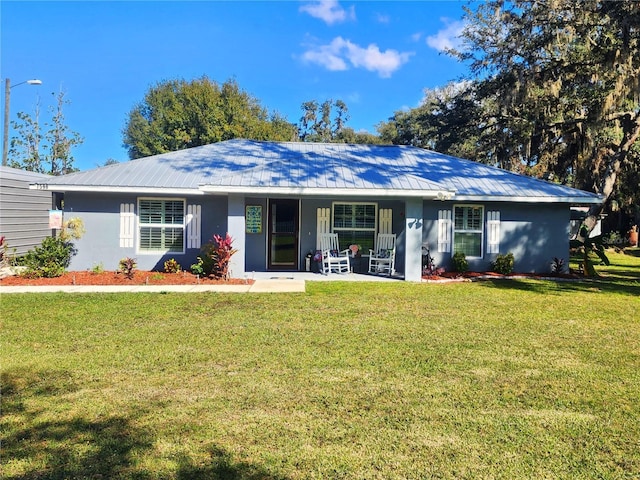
[0,236,6,265]
[209,233,238,280]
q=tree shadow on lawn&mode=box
[175,446,288,480]
[476,249,640,297]
[1,368,286,480]
[476,277,640,297]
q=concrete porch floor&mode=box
[248,271,404,282]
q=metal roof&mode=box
[32,139,602,203]
[1,165,51,182]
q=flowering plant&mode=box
[349,244,362,256]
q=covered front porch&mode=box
[224,195,426,282]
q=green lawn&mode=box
[2,250,639,479]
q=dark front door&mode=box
[268,199,299,270]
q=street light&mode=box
[3,78,43,166]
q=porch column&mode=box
[404,198,423,282]
[227,194,246,278]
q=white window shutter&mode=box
[187,204,202,249]
[316,207,330,248]
[119,203,135,248]
[487,211,500,254]
[438,210,452,253]
[379,209,392,234]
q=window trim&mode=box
[331,201,378,251]
[137,197,186,255]
[453,204,484,259]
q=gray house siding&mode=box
[61,191,572,277]
[423,200,570,274]
[496,202,570,272]
[0,166,53,256]
[63,192,228,271]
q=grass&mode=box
[2,249,639,479]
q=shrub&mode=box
[491,252,515,275]
[22,236,77,278]
[90,262,105,274]
[204,233,238,280]
[196,242,217,276]
[190,257,206,276]
[603,231,624,246]
[0,235,11,267]
[551,257,566,275]
[119,257,137,279]
[452,251,468,273]
[163,258,181,273]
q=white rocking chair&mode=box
[368,233,396,276]
[319,233,351,274]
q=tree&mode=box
[380,1,640,228]
[8,90,82,175]
[47,90,83,175]
[378,81,482,157]
[122,76,298,159]
[453,0,640,221]
[8,106,42,173]
[298,99,352,142]
[335,127,388,145]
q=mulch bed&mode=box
[422,271,582,282]
[0,269,582,286]
[0,270,253,286]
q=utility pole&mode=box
[2,78,42,166]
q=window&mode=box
[453,205,483,257]
[138,199,185,253]
[332,202,377,252]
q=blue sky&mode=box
[2,1,468,171]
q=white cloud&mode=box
[301,36,413,78]
[300,0,355,25]
[301,41,349,71]
[426,19,465,52]
[411,32,423,43]
[375,12,390,24]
